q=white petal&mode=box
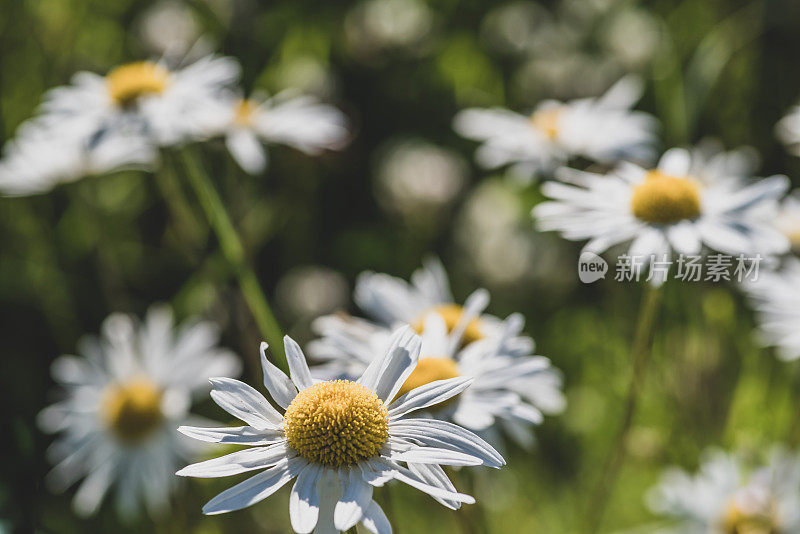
[658,148,691,176]
[260,342,297,409]
[226,129,267,175]
[388,377,474,419]
[284,335,314,390]
[407,463,461,510]
[334,469,373,531]
[290,463,322,533]
[209,377,283,429]
[357,326,421,403]
[377,459,475,504]
[178,424,283,446]
[202,457,302,515]
[177,443,290,478]
[360,500,392,534]
[389,447,482,466]
[389,419,505,468]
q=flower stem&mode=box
[584,283,663,534]
[178,148,287,370]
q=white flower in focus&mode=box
[309,312,565,449]
[453,76,657,180]
[354,258,505,342]
[222,92,349,174]
[37,306,242,518]
[533,148,790,272]
[375,139,466,222]
[741,257,800,361]
[0,118,155,196]
[39,54,240,148]
[176,329,504,533]
[646,449,800,533]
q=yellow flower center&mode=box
[234,99,259,126]
[413,304,484,346]
[101,378,164,443]
[722,501,777,534]
[631,170,702,224]
[283,380,389,467]
[106,61,170,107]
[530,107,563,140]
[394,357,460,407]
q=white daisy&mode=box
[0,116,155,196]
[37,305,241,518]
[354,258,504,343]
[533,147,790,268]
[38,54,239,148]
[222,91,349,175]
[308,311,565,449]
[176,327,505,533]
[452,75,657,180]
[772,192,800,253]
[741,257,800,361]
[646,448,800,534]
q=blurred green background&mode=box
[3,0,800,532]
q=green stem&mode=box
[584,283,663,534]
[177,148,287,370]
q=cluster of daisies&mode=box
[0,53,349,195]
[40,262,565,532]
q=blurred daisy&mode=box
[776,104,800,157]
[453,76,657,179]
[0,117,155,196]
[741,257,800,361]
[177,328,504,533]
[222,91,349,174]
[772,192,800,253]
[647,448,800,533]
[38,306,241,518]
[309,311,565,449]
[39,54,239,148]
[533,147,789,268]
[354,258,504,344]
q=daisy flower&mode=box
[222,91,349,175]
[38,54,239,148]
[37,305,241,518]
[741,257,800,361]
[532,147,790,268]
[177,328,505,533]
[354,258,504,344]
[452,76,657,180]
[308,311,565,449]
[0,117,155,196]
[646,448,800,533]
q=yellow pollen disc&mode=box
[722,501,777,534]
[283,380,389,467]
[106,61,170,107]
[394,357,460,407]
[413,304,484,346]
[630,170,702,224]
[101,378,164,443]
[234,99,259,126]
[530,107,563,140]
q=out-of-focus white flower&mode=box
[533,147,789,275]
[37,306,241,518]
[375,139,466,223]
[177,331,504,531]
[646,448,800,533]
[345,0,435,60]
[137,1,200,57]
[354,258,506,342]
[39,54,239,148]
[453,76,657,180]
[276,265,349,320]
[221,91,349,174]
[0,118,155,196]
[742,257,800,361]
[772,193,800,253]
[309,311,565,450]
[776,105,800,156]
